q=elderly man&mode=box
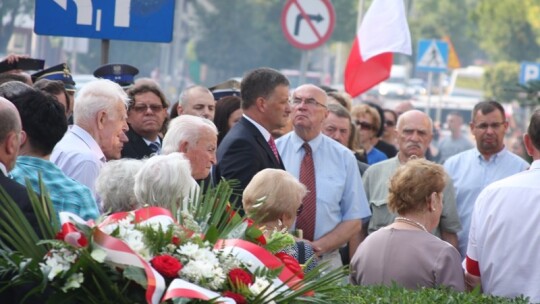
[215,67,290,208]
[176,85,216,120]
[4,87,98,220]
[276,84,370,270]
[465,110,540,302]
[121,82,168,158]
[363,110,461,248]
[51,79,129,199]
[162,115,217,183]
[444,101,528,256]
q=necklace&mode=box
[394,216,428,232]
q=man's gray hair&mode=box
[162,115,218,155]
[74,79,129,126]
[178,85,212,108]
[133,152,198,210]
[95,158,145,213]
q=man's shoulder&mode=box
[444,148,475,166]
[365,157,396,172]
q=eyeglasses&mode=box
[296,204,304,216]
[289,97,327,108]
[354,120,375,131]
[474,121,505,130]
[385,120,396,127]
[131,104,165,113]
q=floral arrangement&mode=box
[0,180,344,303]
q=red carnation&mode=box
[150,255,183,279]
[228,268,253,287]
[223,291,247,304]
[171,236,181,246]
[275,252,304,279]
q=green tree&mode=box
[193,0,302,83]
[482,61,520,102]
[0,0,34,54]
[472,0,540,62]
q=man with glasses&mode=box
[363,110,461,248]
[444,101,529,257]
[276,84,370,271]
[215,67,290,211]
[121,82,169,159]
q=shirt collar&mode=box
[71,125,106,162]
[530,159,540,170]
[243,114,272,141]
[143,137,161,146]
[0,162,7,176]
[290,131,323,153]
[475,146,508,163]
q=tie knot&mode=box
[303,142,312,154]
[149,142,161,153]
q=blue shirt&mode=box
[11,156,100,221]
[367,147,388,165]
[444,147,529,256]
[276,132,371,241]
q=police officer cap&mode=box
[209,79,241,101]
[31,63,76,91]
[93,63,139,88]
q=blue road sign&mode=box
[416,39,448,73]
[520,62,540,85]
[35,0,175,43]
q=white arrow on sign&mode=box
[54,0,93,26]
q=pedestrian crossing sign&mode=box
[416,39,449,72]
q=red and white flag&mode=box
[344,0,412,97]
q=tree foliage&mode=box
[482,61,520,102]
[0,0,33,54]
[472,0,540,62]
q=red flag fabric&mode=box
[344,0,412,97]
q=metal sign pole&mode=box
[426,71,433,116]
[101,39,110,65]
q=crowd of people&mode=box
[0,54,539,302]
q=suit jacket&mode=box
[121,128,160,159]
[215,117,285,209]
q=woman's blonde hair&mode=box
[242,169,307,223]
[388,158,446,214]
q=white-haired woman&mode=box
[134,152,199,210]
[96,158,145,213]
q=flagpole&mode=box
[357,0,366,29]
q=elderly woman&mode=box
[96,159,145,213]
[243,169,317,273]
[350,159,465,291]
[134,152,198,210]
[351,104,388,165]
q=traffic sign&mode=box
[35,0,175,43]
[281,0,335,50]
[416,39,449,72]
[520,62,540,85]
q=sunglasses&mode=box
[131,104,165,113]
[354,120,375,131]
[296,204,304,216]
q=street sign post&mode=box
[35,0,175,43]
[281,0,335,50]
[520,62,540,85]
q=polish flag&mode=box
[344,0,412,97]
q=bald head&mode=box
[396,110,433,161]
[0,97,22,171]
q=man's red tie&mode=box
[268,137,280,164]
[297,142,316,241]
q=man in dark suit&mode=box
[215,67,291,210]
[121,81,169,159]
[0,96,38,239]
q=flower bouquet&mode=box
[0,179,345,303]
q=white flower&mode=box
[177,243,200,258]
[62,273,84,292]
[90,248,107,263]
[250,277,277,299]
[39,248,79,281]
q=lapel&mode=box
[241,118,284,169]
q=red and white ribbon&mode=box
[215,239,302,292]
[162,279,235,303]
